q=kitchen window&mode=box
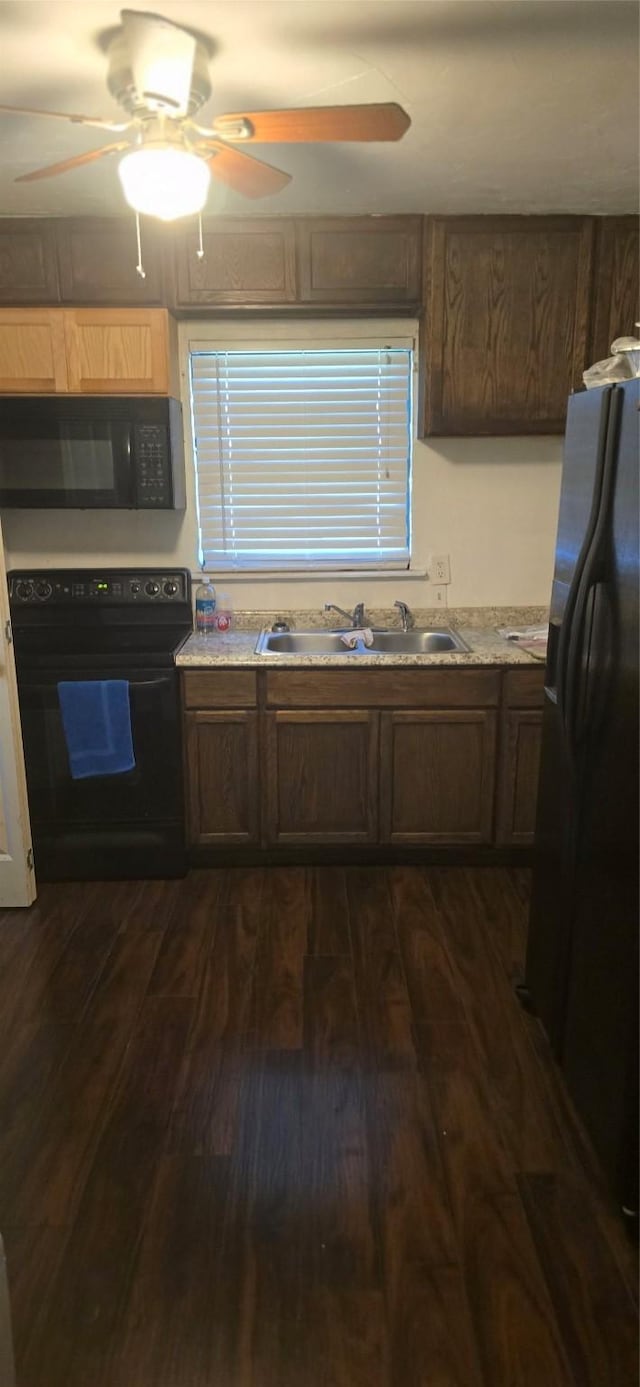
[184,323,415,572]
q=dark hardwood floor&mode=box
[0,867,636,1387]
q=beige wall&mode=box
[1,315,563,609]
[1,432,562,609]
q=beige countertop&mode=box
[176,607,548,670]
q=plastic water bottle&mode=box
[195,577,216,635]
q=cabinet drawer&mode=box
[266,668,500,709]
[504,667,546,707]
[182,669,257,709]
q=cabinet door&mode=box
[423,215,593,435]
[63,308,169,393]
[496,709,543,845]
[186,710,259,845]
[589,216,639,365]
[265,709,378,844]
[380,710,497,843]
[173,218,296,305]
[297,216,421,304]
[56,218,165,305]
[0,219,59,304]
[0,309,67,391]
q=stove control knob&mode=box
[35,580,53,601]
[15,580,33,601]
[163,580,178,597]
[145,580,160,597]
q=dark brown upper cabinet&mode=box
[0,219,60,304]
[55,218,165,305]
[422,215,594,436]
[297,216,421,305]
[589,216,639,365]
[172,217,297,307]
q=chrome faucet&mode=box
[324,601,366,629]
[394,600,414,632]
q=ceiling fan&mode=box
[0,8,411,221]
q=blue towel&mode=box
[57,680,135,780]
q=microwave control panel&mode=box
[135,424,171,508]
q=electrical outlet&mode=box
[431,553,451,584]
[431,584,448,606]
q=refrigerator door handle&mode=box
[556,389,613,728]
[563,387,623,755]
[576,581,615,744]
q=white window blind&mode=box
[188,342,413,571]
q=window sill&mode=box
[195,566,429,581]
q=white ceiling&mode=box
[0,0,637,218]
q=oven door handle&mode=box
[126,676,169,690]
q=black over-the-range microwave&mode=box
[0,396,186,510]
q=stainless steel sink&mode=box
[366,629,470,654]
[255,627,470,656]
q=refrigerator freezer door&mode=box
[526,385,613,1048]
[560,378,639,1209]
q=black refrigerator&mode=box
[526,376,639,1216]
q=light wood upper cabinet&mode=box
[0,309,68,392]
[0,307,173,393]
[63,309,170,393]
[422,215,594,435]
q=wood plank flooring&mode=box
[0,867,636,1387]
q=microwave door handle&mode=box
[122,426,137,506]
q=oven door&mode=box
[0,416,134,508]
[17,664,181,824]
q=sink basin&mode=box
[255,627,470,656]
[365,629,470,654]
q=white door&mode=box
[0,515,35,907]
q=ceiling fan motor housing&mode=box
[106,28,212,118]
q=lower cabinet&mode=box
[265,709,379,844]
[185,710,260,845]
[496,709,543,845]
[380,709,497,843]
[182,667,543,853]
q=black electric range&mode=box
[8,568,192,881]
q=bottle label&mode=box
[195,598,216,631]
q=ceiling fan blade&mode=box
[15,141,130,184]
[0,102,130,132]
[121,9,196,117]
[200,141,291,199]
[210,102,411,144]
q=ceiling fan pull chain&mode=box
[134,212,146,279]
[196,214,205,260]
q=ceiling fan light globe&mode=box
[117,144,210,220]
